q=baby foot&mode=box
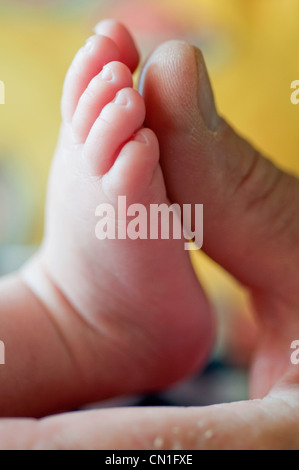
[24,22,213,405]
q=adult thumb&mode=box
[140,41,299,314]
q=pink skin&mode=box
[0,20,299,449]
[0,21,214,417]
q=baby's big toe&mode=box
[61,21,140,125]
[61,35,120,123]
[94,20,139,74]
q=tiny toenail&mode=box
[101,65,114,82]
[93,20,107,34]
[113,91,129,106]
[84,37,95,53]
[94,19,115,35]
[134,132,148,144]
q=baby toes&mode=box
[83,87,146,176]
[101,128,161,203]
[61,35,120,123]
[72,61,133,144]
[94,20,139,73]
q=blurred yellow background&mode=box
[0,0,298,350]
[1,0,299,239]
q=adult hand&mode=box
[1,39,299,451]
